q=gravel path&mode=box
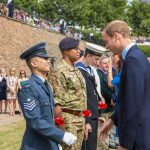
[0,101,24,127]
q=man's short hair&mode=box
[26,59,32,70]
[103,20,131,38]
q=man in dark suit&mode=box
[18,42,77,150]
[99,20,150,150]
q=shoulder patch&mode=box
[22,84,31,89]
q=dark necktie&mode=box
[44,80,49,91]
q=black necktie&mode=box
[44,80,49,91]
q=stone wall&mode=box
[0,16,85,76]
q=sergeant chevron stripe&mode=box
[23,100,36,111]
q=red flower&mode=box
[98,101,108,109]
[82,109,92,117]
[55,117,65,125]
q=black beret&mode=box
[59,37,79,51]
[20,42,50,60]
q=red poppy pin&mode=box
[55,117,65,125]
[82,109,92,117]
[98,101,108,109]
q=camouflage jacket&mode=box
[48,59,87,111]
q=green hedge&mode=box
[138,45,150,57]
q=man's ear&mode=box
[31,60,37,67]
[114,32,121,41]
[113,32,118,41]
[63,50,69,55]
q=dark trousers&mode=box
[8,1,14,18]
[81,119,98,150]
[8,7,13,18]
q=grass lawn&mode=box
[0,120,25,150]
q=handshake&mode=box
[62,132,77,146]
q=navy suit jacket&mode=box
[111,45,150,150]
[18,74,64,150]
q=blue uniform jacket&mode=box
[18,74,64,150]
[111,45,150,150]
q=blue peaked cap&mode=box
[20,42,50,60]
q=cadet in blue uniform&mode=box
[19,42,77,150]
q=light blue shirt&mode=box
[122,42,136,60]
[34,74,45,83]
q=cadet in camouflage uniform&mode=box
[48,37,87,150]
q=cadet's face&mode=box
[32,57,50,73]
[89,55,100,67]
[67,47,80,63]
[102,32,120,55]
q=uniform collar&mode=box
[75,61,87,69]
[75,61,94,76]
[31,73,45,84]
[122,42,135,60]
[31,74,51,96]
[34,74,45,83]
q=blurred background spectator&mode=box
[0,68,7,114]
[6,0,14,18]
[6,68,18,116]
[0,2,8,16]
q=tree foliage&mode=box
[40,0,91,26]
[7,0,150,36]
[127,0,150,36]
[15,0,41,14]
[88,0,127,28]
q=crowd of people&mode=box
[0,67,28,116]
[135,37,150,44]
[0,1,85,41]
[0,1,61,31]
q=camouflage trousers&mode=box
[62,113,85,150]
